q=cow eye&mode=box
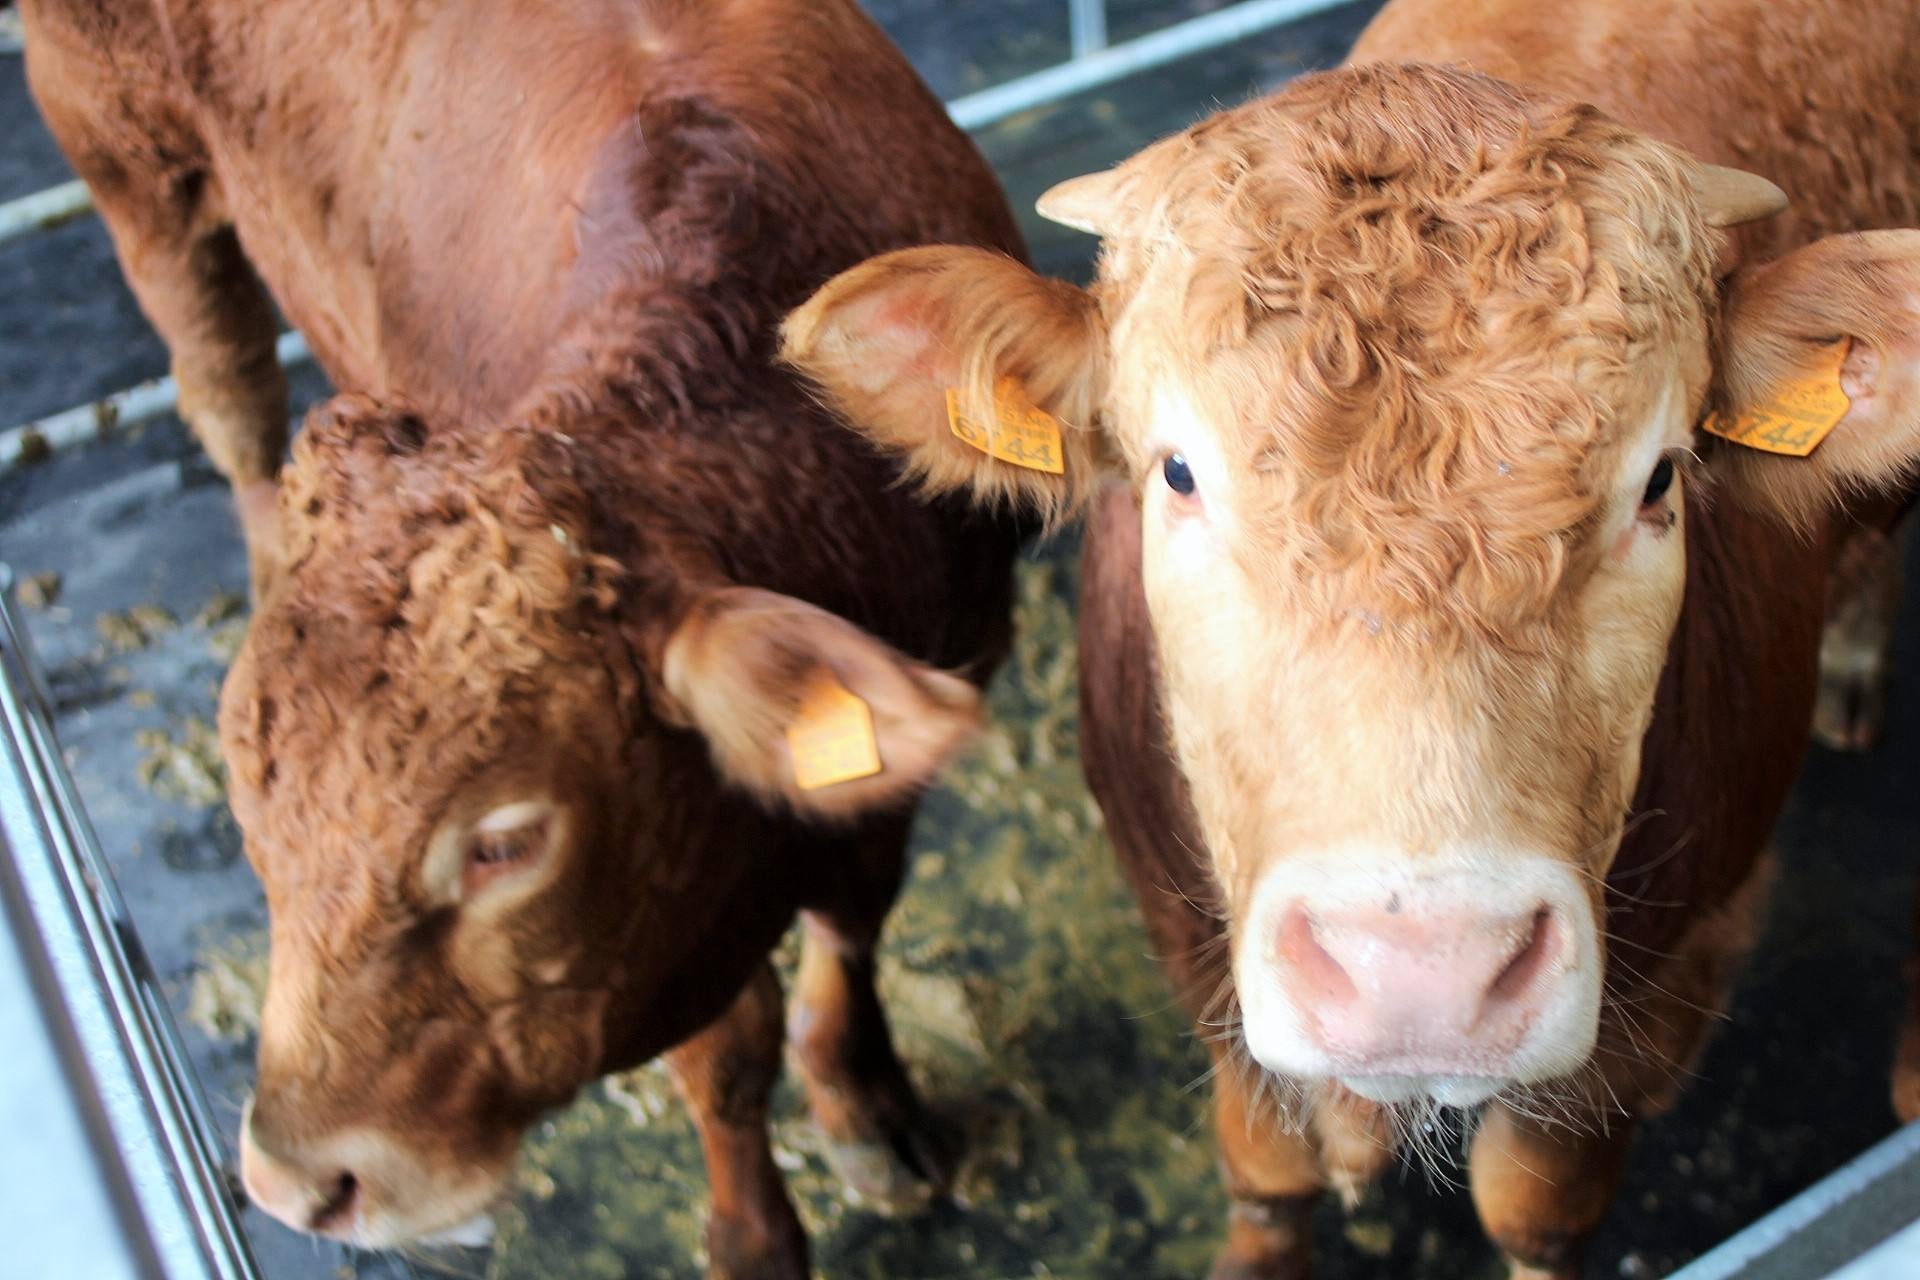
[461,808,555,894]
[1163,452,1196,496]
[1640,457,1675,507]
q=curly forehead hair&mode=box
[228,398,640,829]
[1104,63,1721,634]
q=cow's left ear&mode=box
[1714,231,1920,526]
[657,587,982,819]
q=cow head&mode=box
[221,396,978,1245]
[784,63,1920,1110]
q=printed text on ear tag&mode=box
[786,672,882,791]
[1702,338,1851,457]
[946,376,1066,474]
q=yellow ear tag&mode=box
[945,376,1066,474]
[786,672,882,791]
[1702,339,1852,457]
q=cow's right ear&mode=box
[656,586,982,820]
[781,246,1112,524]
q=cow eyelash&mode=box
[465,815,554,882]
[469,831,534,866]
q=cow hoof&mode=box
[1812,655,1887,752]
[1892,1017,1920,1124]
[1894,1069,1920,1126]
[1498,1243,1584,1280]
[704,1210,809,1280]
[705,1247,809,1280]
[1210,1263,1307,1280]
[1209,1256,1311,1280]
[818,1113,951,1215]
[1206,1198,1313,1280]
[1813,525,1901,753]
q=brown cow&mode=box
[785,1,1920,1274]
[21,0,1027,1272]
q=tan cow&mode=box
[22,0,1028,1273]
[786,1,1920,1274]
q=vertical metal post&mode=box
[1069,0,1109,58]
[0,569,265,1280]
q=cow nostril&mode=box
[1487,907,1556,1007]
[308,1171,359,1233]
[1277,907,1359,1007]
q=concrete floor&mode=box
[3,3,1917,1278]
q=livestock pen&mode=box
[3,2,1918,1277]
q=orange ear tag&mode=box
[1701,338,1852,457]
[945,376,1066,474]
[786,672,882,791]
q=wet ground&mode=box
[3,3,1917,1278]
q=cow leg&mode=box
[666,964,809,1280]
[788,816,948,1212]
[1469,1105,1635,1280]
[22,24,288,594]
[1475,859,1769,1277]
[1205,1055,1326,1280]
[1814,515,1909,752]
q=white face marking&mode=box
[420,824,466,906]
[1605,376,1689,556]
[420,797,561,907]
[1577,375,1692,703]
[476,799,553,834]
[1143,383,1236,555]
[1125,363,1695,1114]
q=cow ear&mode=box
[1714,231,1920,527]
[781,246,1113,526]
[657,587,982,819]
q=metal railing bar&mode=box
[1666,1119,1920,1280]
[0,178,93,248]
[947,0,1355,129]
[1,330,311,468]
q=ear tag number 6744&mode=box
[1702,339,1852,457]
[946,377,1066,474]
